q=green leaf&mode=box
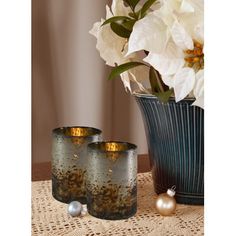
[139,0,157,18]
[124,0,141,11]
[110,22,132,38]
[122,19,136,31]
[154,89,174,103]
[128,12,138,19]
[149,67,164,93]
[149,67,159,93]
[108,62,147,80]
[102,16,131,26]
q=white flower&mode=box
[89,5,128,66]
[170,20,194,50]
[121,62,150,93]
[177,0,204,44]
[127,11,169,55]
[172,67,196,102]
[157,0,204,44]
[111,0,130,16]
[143,39,185,77]
[90,0,150,93]
[90,0,204,108]
[127,0,204,108]
[120,66,150,93]
[120,48,150,93]
[192,69,204,109]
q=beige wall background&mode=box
[32,0,147,164]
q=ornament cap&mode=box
[167,186,176,197]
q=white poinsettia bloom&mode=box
[89,1,149,93]
[120,65,150,93]
[177,0,204,44]
[136,0,204,108]
[121,63,150,93]
[89,5,128,66]
[160,0,204,45]
[126,11,170,55]
[111,0,130,16]
[144,37,204,106]
[170,20,194,50]
[144,40,185,76]
[146,42,204,106]
[192,69,204,109]
[90,0,204,108]
[120,48,150,93]
[173,67,195,102]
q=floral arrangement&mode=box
[90,0,204,109]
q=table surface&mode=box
[32,173,204,236]
[32,154,151,181]
[32,155,204,236]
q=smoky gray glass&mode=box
[87,141,137,220]
[52,126,102,204]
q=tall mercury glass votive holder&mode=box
[87,141,137,220]
[52,126,102,204]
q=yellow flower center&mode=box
[184,42,204,71]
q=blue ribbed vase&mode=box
[135,94,204,205]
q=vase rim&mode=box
[133,91,195,102]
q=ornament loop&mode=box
[171,185,176,191]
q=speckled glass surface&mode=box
[86,142,137,220]
[52,127,102,204]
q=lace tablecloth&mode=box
[32,172,204,236]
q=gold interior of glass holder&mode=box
[54,127,101,137]
[89,142,137,152]
[105,142,127,151]
[65,127,91,137]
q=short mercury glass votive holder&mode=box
[52,126,102,204]
[86,141,137,220]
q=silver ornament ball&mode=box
[68,201,82,217]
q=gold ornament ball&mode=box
[155,193,176,216]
